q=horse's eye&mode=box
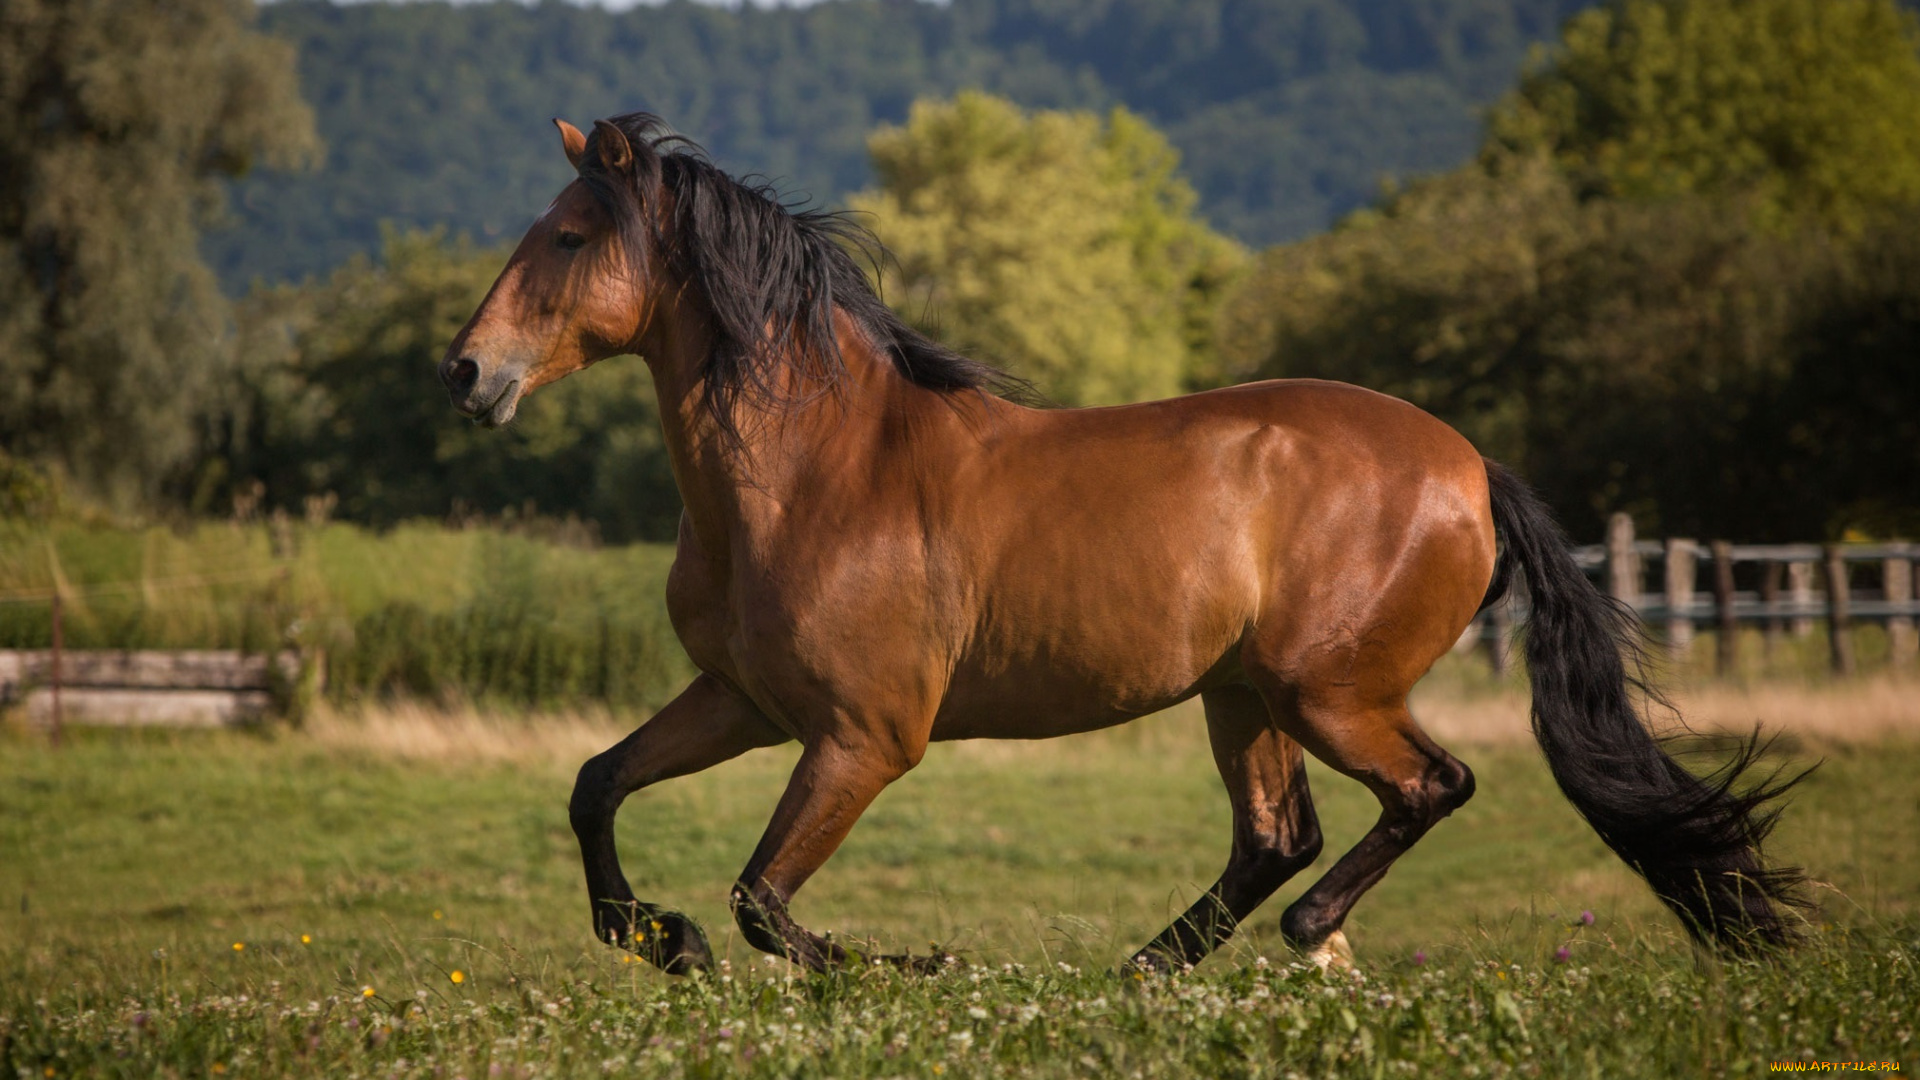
[557,230,587,251]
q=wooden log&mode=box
[1665,538,1696,662]
[1824,544,1856,676]
[0,649,299,690]
[1886,546,1916,670]
[1712,540,1737,677]
[1607,513,1641,605]
[1788,560,1816,638]
[23,688,274,728]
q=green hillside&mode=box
[210,0,1597,287]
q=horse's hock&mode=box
[0,649,318,728]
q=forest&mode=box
[3,0,1917,547]
[211,0,1596,286]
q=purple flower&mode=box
[717,1027,734,1040]
[1580,910,1595,926]
[1412,951,1427,966]
[1554,946,1571,963]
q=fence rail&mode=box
[1467,515,1918,676]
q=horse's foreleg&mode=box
[729,741,915,971]
[569,674,790,973]
[1131,684,1323,973]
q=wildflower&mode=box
[300,934,312,945]
[1580,911,1595,926]
[1555,947,1571,963]
[433,910,444,921]
[232,942,245,953]
[717,1027,734,1039]
[211,1066,227,1075]
[450,971,466,985]
[1412,951,1427,966]
[362,986,375,999]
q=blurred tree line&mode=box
[1219,0,1920,541]
[211,0,1597,287]
[4,0,1917,547]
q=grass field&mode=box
[3,694,1917,1077]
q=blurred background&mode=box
[2,0,1917,713]
[3,9,1919,1069]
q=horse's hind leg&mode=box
[569,674,790,973]
[1263,685,1475,968]
[1130,684,1323,973]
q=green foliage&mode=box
[215,230,680,542]
[854,93,1245,404]
[206,0,1597,286]
[1219,153,1920,539]
[0,519,692,711]
[1489,0,1920,233]
[0,0,318,507]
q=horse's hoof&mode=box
[643,910,713,975]
[1305,930,1356,974]
[872,949,953,976]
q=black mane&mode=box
[576,112,1018,437]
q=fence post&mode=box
[1486,593,1512,679]
[1665,538,1696,663]
[1759,561,1783,659]
[1886,545,1916,671]
[1824,544,1855,676]
[1711,540,1737,677]
[1606,513,1640,605]
[1788,560,1816,638]
[50,591,64,748]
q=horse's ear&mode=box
[591,119,634,174]
[554,118,587,171]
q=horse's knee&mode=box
[568,753,619,837]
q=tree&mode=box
[1487,0,1920,232]
[214,231,680,543]
[0,0,318,507]
[851,92,1245,405]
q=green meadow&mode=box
[3,707,1915,1077]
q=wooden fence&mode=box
[1466,514,1919,676]
[0,648,313,739]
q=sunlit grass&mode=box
[2,706,1916,1076]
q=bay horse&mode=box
[441,112,1805,975]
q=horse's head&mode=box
[439,118,652,427]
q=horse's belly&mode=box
[931,586,1249,740]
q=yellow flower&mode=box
[211,1066,227,1075]
[361,986,375,998]
[300,934,312,945]
[231,942,244,953]
[449,970,465,985]
[432,910,444,921]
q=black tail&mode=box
[1483,460,1809,952]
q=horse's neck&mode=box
[643,308,910,552]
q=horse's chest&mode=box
[664,546,737,678]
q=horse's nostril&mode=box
[445,357,480,394]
